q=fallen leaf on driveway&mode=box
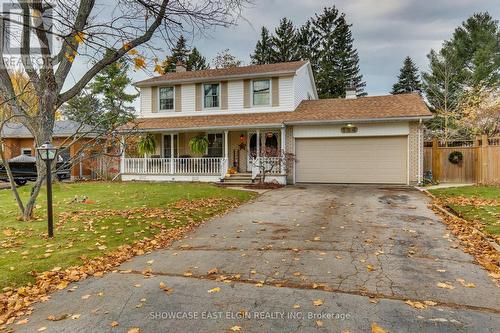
[456,278,476,288]
[405,300,426,309]
[255,282,264,287]
[208,287,220,294]
[47,314,69,321]
[230,326,241,332]
[424,300,437,306]
[71,314,81,319]
[316,320,324,327]
[437,282,455,289]
[111,321,119,327]
[37,327,47,332]
[81,294,91,300]
[371,323,389,333]
[366,264,375,272]
[146,260,154,265]
[183,271,193,277]
[312,299,324,306]
[293,304,300,309]
[207,268,218,275]
[128,328,140,333]
[15,318,28,325]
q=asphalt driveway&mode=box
[14,185,500,332]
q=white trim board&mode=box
[293,122,410,138]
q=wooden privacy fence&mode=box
[424,135,500,184]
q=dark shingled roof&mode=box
[122,93,432,131]
[134,61,309,86]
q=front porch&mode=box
[121,128,288,184]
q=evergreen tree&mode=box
[251,27,274,64]
[445,12,500,89]
[296,20,316,64]
[312,8,366,98]
[391,56,422,94]
[66,55,137,130]
[187,47,209,71]
[271,18,300,62]
[163,35,190,72]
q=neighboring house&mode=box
[1,120,99,179]
[121,60,432,185]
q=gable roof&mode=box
[122,93,432,131]
[134,61,308,87]
[1,120,96,138]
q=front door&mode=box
[163,134,178,158]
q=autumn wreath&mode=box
[448,151,463,164]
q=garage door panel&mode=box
[295,136,407,184]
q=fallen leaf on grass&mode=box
[208,287,220,294]
[371,323,389,333]
[437,282,455,289]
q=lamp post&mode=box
[37,141,58,238]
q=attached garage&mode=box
[295,136,408,184]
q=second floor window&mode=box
[159,87,174,111]
[252,79,270,106]
[204,83,220,108]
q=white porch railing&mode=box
[250,156,283,179]
[123,157,227,176]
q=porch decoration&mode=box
[228,167,237,175]
[189,135,209,155]
[239,134,246,150]
[448,151,463,164]
[137,134,156,156]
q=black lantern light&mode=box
[37,141,58,238]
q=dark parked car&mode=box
[0,155,71,186]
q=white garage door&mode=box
[295,136,408,184]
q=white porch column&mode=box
[120,135,125,174]
[256,129,260,160]
[280,125,286,174]
[170,134,175,174]
[224,130,229,159]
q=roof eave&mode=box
[285,115,434,126]
[134,70,299,87]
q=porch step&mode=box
[222,173,254,184]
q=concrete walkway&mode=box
[14,185,500,332]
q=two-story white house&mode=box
[120,60,432,185]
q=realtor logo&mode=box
[0,0,55,55]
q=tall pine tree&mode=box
[312,8,366,98]
[271,18,300,63]
[251,27,274,64]
[391,56,422,94]
[163,35,190,72]
[187,47,209,71]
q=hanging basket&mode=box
[448,151,463,165]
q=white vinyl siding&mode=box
[140,87,152,115]
[293,64,317,107]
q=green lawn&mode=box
[430,186,500,235]
[0,182,254,288]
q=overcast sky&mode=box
[56,0,499,105]
[187,0,499,96]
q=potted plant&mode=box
[138,134,156,156]
[189,134,209,155]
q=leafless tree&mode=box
[0,0,247,220]
[249,146,295,184]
